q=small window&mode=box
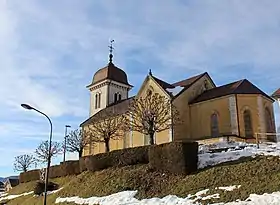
[210,113,219,137]
[118,94,121,101]
[204,80,209,90]
[244,109,253,138]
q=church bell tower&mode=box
[86,40,133,116]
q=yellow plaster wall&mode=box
[262,96,276,133]
[236,94,259,138]
[173,75,215,141]
[190,96,232,139]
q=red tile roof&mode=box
[172,73,206,89]
[272,88,280,99]
[190,79,274,104]
[152,76,175,89]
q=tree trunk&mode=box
[149,132,155,145]
[105,139,110,153]
[79,149,83,158]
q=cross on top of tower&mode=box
[108,39,115,63]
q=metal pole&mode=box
[32,109,52,205]
[21,104,53,205]
[63,126,67,163]
[63,125,71,163]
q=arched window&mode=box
[243,109,253,138]
[95,93,98,109]
[210,113,219,137]
[98,93,101,108]
[114,93,118,103]
[118,93,121,101]
[95,93,101,108]
[265,107,273,133]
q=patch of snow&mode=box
[201,193,220,200]
[195,189,209,197]
[0,193,8,197]
[216,185,241,192]
[55,190,280,205]
[0,191,33,201]
[47,187,63,195]
[198,142,280,169]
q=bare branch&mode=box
[34,140,62,164]
[87,111,127,152]
[66,129,91,157]
[126,93,181,145]
[13,154,35,172]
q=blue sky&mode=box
[1,0,280,177]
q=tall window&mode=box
[243,109,253,138]
[114,93,122,103]
[265,107,273,133]
[95,93,101,109]
[210,113,219,137]
[95,93,98,109]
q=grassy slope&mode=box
[5,156,280,205]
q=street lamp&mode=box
[21,104,52,205]
[63,125,71,163]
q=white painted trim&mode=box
[229,96,239,135]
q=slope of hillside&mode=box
[4,155,280,205]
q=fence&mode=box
[255,132,280,148]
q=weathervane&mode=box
[108,39,115,63]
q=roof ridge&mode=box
[172,72,206,86]
[231,79,246,93]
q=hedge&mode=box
[61,160,80,176]
[84,145,150,172]
[20,142,199,183]
[149,141,198,174]
[19,169,40,183]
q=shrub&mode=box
[149,141,198,174]
[61,160,80,176]
[19,169,40,183]
[49,165,64,179]
[85,145,149,172]
[33,181,59,195]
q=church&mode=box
[80,52,277,156]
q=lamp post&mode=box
[21,104,52,205]
[63,125,71,163]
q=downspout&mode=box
[170,97,174,141]
[235,94,241,137]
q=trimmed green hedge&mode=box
[84,145,150,172]
[20,142,199,183]
[19,169,40,183]
[149,141,198,174]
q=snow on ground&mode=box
[198,141,280,169]
[55,189,280,205]
[215,185,241,192]
[0,191,33,201]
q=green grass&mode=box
[5,155,280,205]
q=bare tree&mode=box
[13,154,35,172]
[35,140,62,164]
[127,93,180,145]
[66,129,91,157]
[88,112,127,153]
